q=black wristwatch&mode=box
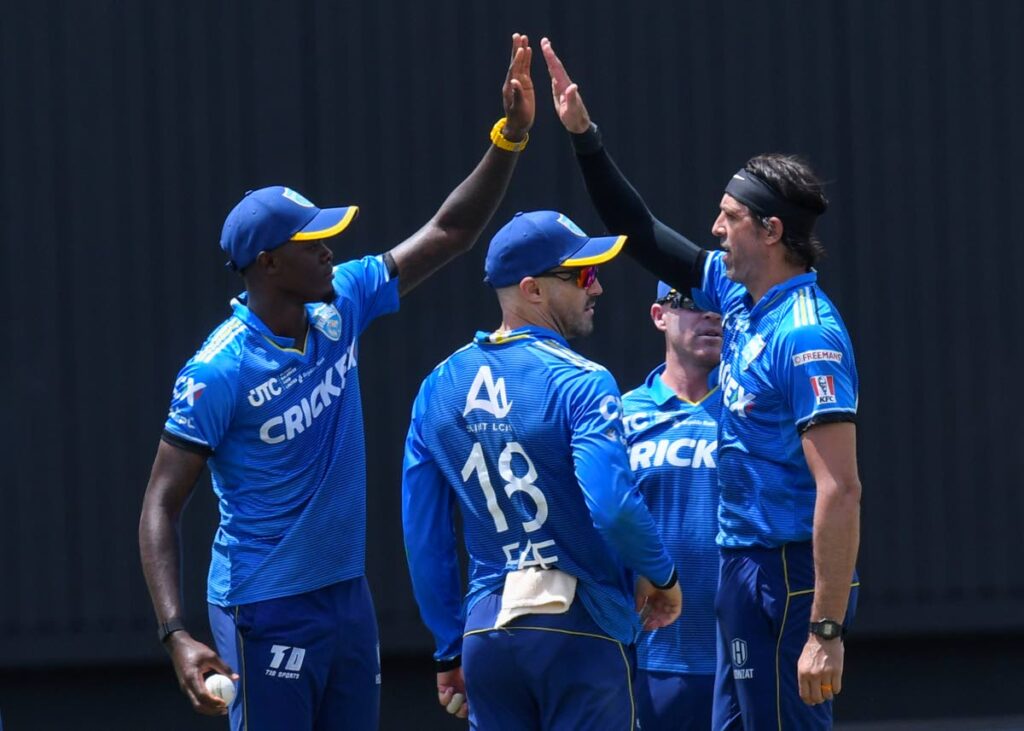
[808,618,844,641]
[157,617,187,644]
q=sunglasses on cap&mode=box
[535,265,599,289]
[656,290,704,312]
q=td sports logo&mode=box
[258,342,358,444]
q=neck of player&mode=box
[661,349,712,404]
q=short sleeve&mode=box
[332,255,401,335]
[778,325,858,431]
[162,359,237,451]
[695,250,729,314]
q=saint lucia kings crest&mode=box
[310,304,342,341]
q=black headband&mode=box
[724,170,822,229]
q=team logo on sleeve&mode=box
[173,376,206,406]
[792,349,842,366]
[810,375,837,405]
[463,365,513,418]
[310,304,342,341]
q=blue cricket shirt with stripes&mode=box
[402,325,675,661]
[162,255,399,606]
[622,365,722,675]
[695,250,859,548]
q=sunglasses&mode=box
[535,265,599,289]
[656,290,704,312]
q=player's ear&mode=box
[519,276,543,302]
[763,216,783,245]
[255,249,282,275]
[651,303,668,332]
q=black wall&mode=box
[2,0,1022,670]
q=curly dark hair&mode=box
[744,154,828,269]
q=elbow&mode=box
[820,477,862,506]
[428,219,476,257]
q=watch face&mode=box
[812,620,842,639]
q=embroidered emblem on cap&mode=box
[282,188,315,207]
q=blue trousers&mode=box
[208,577,380,731]
[711,542,859,730]
[635,669,714,731]
[463,592,639,730]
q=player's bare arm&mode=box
[797,421,861,706]
[388,33,535,296]
[139,440,238,716]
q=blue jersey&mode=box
[162,255,399,606]
[402,325,675,660]
[623,365,721,675]
[696,251,858,548]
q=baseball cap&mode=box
[220,186,359,270]
[656,281,710,311]
[484,210,626,288]
[656,281,679,301]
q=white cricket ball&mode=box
[446,692,465,714]
[205,673,237,705]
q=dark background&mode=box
[2,0,1022,728]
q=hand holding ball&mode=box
[205,674,237,705]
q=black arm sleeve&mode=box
[571,124,707,293]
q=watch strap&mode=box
[157,617,187,644]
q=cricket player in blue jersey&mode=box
[138,35,536,730]
[545,39,862,729]
[402,210,683,730]
[623,283,723,731]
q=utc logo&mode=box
[463,366,513,418]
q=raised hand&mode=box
[502,33,535,140]
[540,37,591,134]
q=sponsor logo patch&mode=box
[463,365,513,418]
[792,349,843,366]
[731,638,748,666]
[266,644,306,680]
[173,376,206,406]
[810,375,837,405]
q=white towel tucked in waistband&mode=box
[494,567,578,629]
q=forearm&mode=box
[391,143,521,296]
[139,501,186,624]
[571,124,705,291]
[576,438,674,585]
[810,480,861,620]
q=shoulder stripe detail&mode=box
[531,339,604,372]
[196,318,246,363]
[792,287,821,328]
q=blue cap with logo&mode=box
[484,210,626,288]
[220,186,359,270]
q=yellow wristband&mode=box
[490,117,529,152]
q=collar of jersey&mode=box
[230,294,308,353]
[644,362,721,407]
[745,269,818,319]
[473,324,570,349]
